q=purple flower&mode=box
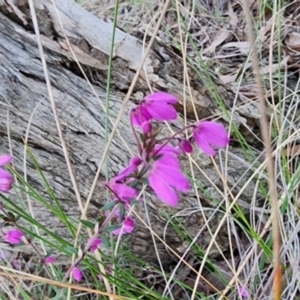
[131,105,152,127]
[148,145,190,206]
[109,183,138,204]
[72,267,83,282]
[238,286,249,298]
[89,237,102,252]
[178,139,193,153]
[113,217,135,235]
[0,154,13,192]
[5,229,24,244]
[113,157,142,182]
[141,121,152,134]
[132,92,178,127]
[44,256,56,264]
[0,155,13,165]
[193,121,229,156]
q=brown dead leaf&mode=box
[202,30,231,55]
[286,32,300,52]
[287,145,300,157]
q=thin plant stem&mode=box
[241,2,281,300]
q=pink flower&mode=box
[113,216,135,235]
[44,256,56,264]
[193,121,229,156]
[148,145,190,206]
[72,267,83,282]
[0,154,13,192]
[238,286,249,298]
[113,157,142,182]
[178,139,193,153]
[131,105,152,127]
[5,229,24,244]
[141,121,152,134]
[132,92,178,127]
[109,183,138,204]
[0,155,13,165]
[89,237,102,252]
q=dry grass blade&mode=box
[241,1,281,299]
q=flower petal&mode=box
[113,157,142,182]
[111,183,137,202]
[193,131,216,155]
[0,168,13,192]
[0,155,13,166]
[146,102,177,121]
[89,237,102,252]
[5,229,23,244]
[145,92,178,104]
[157,154,181,168]
[148,172,179,206]
[45,256,56,264]
[238,286,249,298]
[156,165,190,192]
[132,106,152,126]
[72,267,83,282]
[113,217,135,235]
[155,145,180,156]
[197,121,229,147]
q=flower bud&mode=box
[5,229,23,244]
[72,267,83,282]
[141,121,152,134]
[179,139,193,153]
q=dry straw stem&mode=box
[132,209,225,296]
[241,1,281,299]
[0,269,131,300]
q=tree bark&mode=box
[0,0,257,265]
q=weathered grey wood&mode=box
[0,0,257,267]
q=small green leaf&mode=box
[119,204,125,221]
[7,212,16,221]
[100,235,109,248]
[80,220,95,229]
[64,245,78,254]
[100,200,118,212]
[104,224,121,233]
[97,216,105,224]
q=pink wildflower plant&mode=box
[0,154,13,192]
[97,92,229,247]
